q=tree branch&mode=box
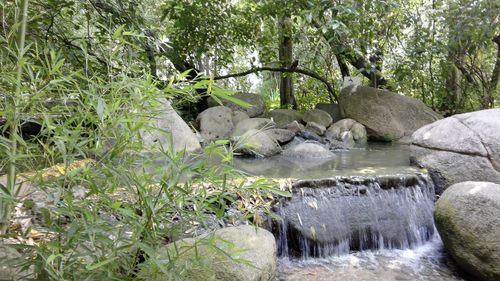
[209,66,338,102]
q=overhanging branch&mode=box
[208,66,338,102]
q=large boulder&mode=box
[315,103,341,121]
[141,100,201,153]
[339,85,441,141]
[232,118,275,138]
[434,181,500,281]
[282,142,335,159]
[302,109,333,128]
[209,93,265,117]
[139,225,277,281]
[196,106,233,143]
[234,129,281,157]
[411,109,500,193]
[265,109,303,128]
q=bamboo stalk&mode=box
[0,0,29,235]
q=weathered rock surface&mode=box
[141,99,201,153]
[434,181,500,281]
[282,142,334,159]
[315,103,341,121]
[232,118,276,138]
[209,93,265,117]
[339,86,441,141]
[265,129,295,145]
[325,118,367,143]
[285,120,305,134]
[232,110,250,126]
[196,106,233,143]
[305,122,326,136]
[302,109,333,128]
[234,129,281,157]
[265,109,303,128]
[411,109,500,192]
[139,225,277,281]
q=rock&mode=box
[234,129,281,157]
[282,142,335,159]
[296,130,322,142]
[265,129,295,145]
[325,118,367,143]
[141,99,201,153]
[265,109,303,128]
[434,181,500,281]
[339,85,441,141]
[139,225,277,281]
[232,118,275,138]
[231,110,250,126]
[196,106,233,143]
[305,122,326,136]
[302,109,333,128]
[209,93,265,117]
[411,109,500,192]
[285,120,305,134]
[315,103,341,121]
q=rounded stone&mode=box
[434,181,500,281]
[283,142,335,159]
[139,225,277,281]
[302,109,333,128]
[196,106,233,143]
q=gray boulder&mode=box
[302,109,333,128]
[234,129,281,157]
[232,118,275,138]
[232,110,250,126]
[209,93,264,117]
[285,120,305,134]
[139,225,276,281]
[339,85,441,141]
[196,106,233,143]
[325,118,367,143]
[434,181,500,281]
[305,122,326,136]
[283,142,335,159]
[141,100,201,153]
[265,129,295,145]
[265,109,303,128]
[315,103,341,121]
[411,109,500,192]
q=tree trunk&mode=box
[441,48,463,115]
[486,35,500,108]
[279,15,297,109]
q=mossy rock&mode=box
[138,225,277,281]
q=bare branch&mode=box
[207,66,338,102]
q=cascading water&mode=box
[275,173,436,259]
[235,143,466,280]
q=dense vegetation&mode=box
[0,0,498,280]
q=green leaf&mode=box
[0,183,11,196]
[213,92,251,108]
[113,25,126,39]
[85,257,119,270]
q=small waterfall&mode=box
[275,173,436,258]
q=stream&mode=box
[235,142,469,281]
